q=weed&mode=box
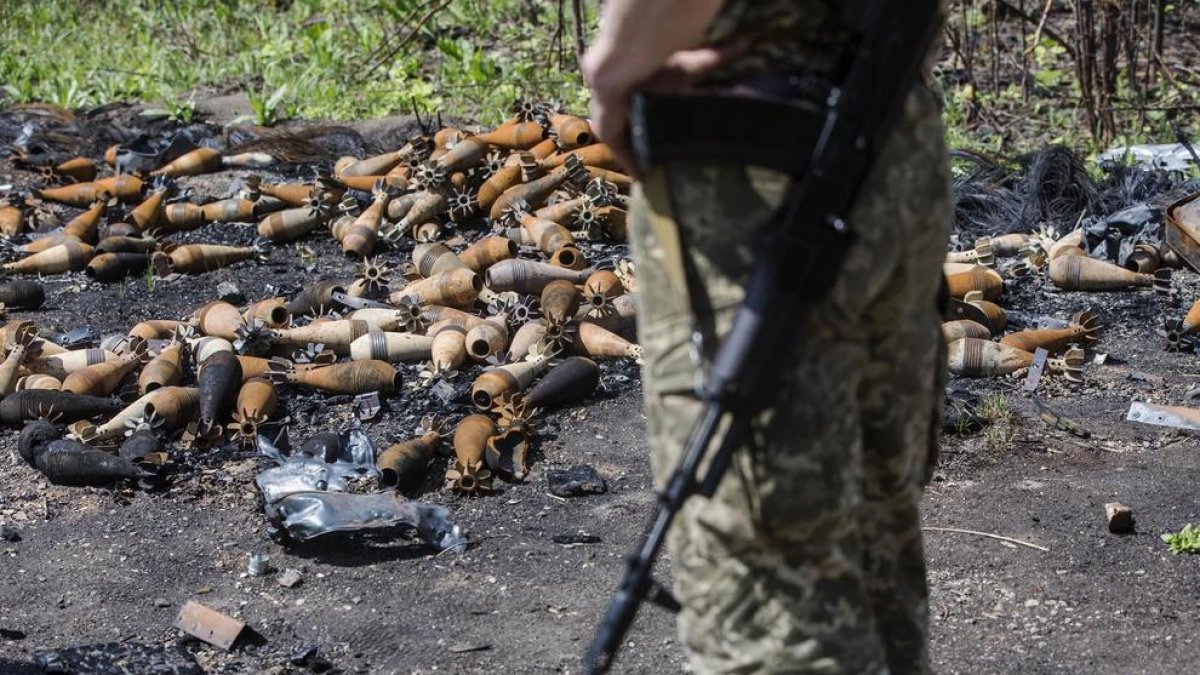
[1162,523,1200,554]
[143,264,156,293]
[979,393,1015,450]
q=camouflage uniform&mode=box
[628,3,952,673]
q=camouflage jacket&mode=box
[701,0,851,84]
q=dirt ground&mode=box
[2,104,1200,674]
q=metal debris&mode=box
[173,600,247,650]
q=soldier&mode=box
[583,2,951,673]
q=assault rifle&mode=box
[583,1,945,672]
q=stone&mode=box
[278,568,303,589]
[1105,501,1134,534]
[552,533,601,545]
[216,282,245,305]
[547,465,608,498]
[0,526,20,542]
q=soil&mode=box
[1,102,1199,675]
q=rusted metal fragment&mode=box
[173,600,246,650]
[1126,401,1200,432]
[1022,348,1049,392]
[1166,191,1200,273]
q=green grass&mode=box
[0,0,592,126]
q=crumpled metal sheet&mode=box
[1096,143,1198,172]
[255,428,379,506]
[1081,204,1161,266]
[272,491,467,551]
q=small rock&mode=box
[278,568,303,589]
[1,627,26,640]
[153,598,171,608]
[447,643,491,654]
[547,465,608,498]
[432,380,458,404]
[552,533,601,545]
[0,526,20,542]
[217,282,245,305]
[1105,501,1135,533]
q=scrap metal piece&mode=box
[1022,348,1048,392]
[1032,395,1090,438]
[271,491,466,551]
[173,601,246,650]
[352,391,382,421]
[1165,192,1200,273]
[1126,401,1200,432]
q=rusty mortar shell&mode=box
[393,191,448,235]
[585,166,633,190]
[0,321,39,348]
[384,192,419,221]
[342,192,390,258]
[584,270,625,301]
[1001,310,1100,354]
[267,358,400,395]
[184,350,242,447]
[412,221,441,242]
[160,202,206,231]
[336,147,412,178]
[477,164,524,213]
[518,213,575,254]
[0,324,38,395]
[26,347,118,380]
[983,233,1033,258]
[960,291,1008,332]
[1048,229,1084,260]
[201,197,259,224]
[458,236,518,273]
[74,386,200,444]
[489,156,588,220]
[946,338,1033,378]
[542,143,619,171]
[534,194,588,224]
[430,321,468,372]
[378,429,442,490]
[433,136,490,173]
[139,341,186,394]
[0,280,45,310]
[151,147,222,177]
[243,298,291,329]
[85,252,150,282]
[389,269,482,308]
[476,121,546,150]
[1048,256,1170,293]
[15,231,82,256]
[540,280,581,324]
[36,175,142,206]
[96,236,157,255]
[0,200,26,237]
[286,280,347,317]
[1124,243,1161,274]
[119,428,161,463]
[549,245,588,270]
[944,265,1003,301]
[526,356,600,410]
[187,336,234,366]
[62,198,109,244]
[50,157,98,182]
[597,205,628,242]
[102,221,141,239]
[486,259,592,295]
[269,319,373,354]
[21,429,147,486]
[942,319,991,343]
[128,320,186,341]
[0,390,122,427]
[548,113,594,149]
[945,238,994,268]
[60,339,146,396]
[346,308,411,332]
[349,331,435,362]
[433,126,466,151]
[16,374,61,391]
[236,355,272,381]
[103,144,118,167]
[154,243,263,275]
[2,241,94,275]
[508,320,547,362]
[448,414,496,494]
[413,242,469,278]
[484,418,532,480]
[257,180,313,207]
[193,301,247,341]
[1046,347,1086,384]
[258,204,325,243]
[421,305,486,331]
[465,317,510,362]
[576,321,641,359]
[227,376,277,443]
[469,352,551,410]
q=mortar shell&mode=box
[195,350,242,428]
[434,136,489,173]
[26,348,117,380]
[128,320,186,342]
[286,281,346,316]
[413,242,469,277]
[545,114,592,149]
[422,306,486,331]
[453,414,495,467]
[156,243,259,275]
[62,199,107,244]
[0,328,36,395]
[236,355,272,381]
[1048,229,1083,260]
[0,203,25,236]
[946,338,1033,377]
[139,342,185,394]
[586,167,633,190]
[258,206,323,242]
[120,428,161,463]
[1001,327,1085,353]
[1124,243,1160,274]
[987,233,1032,257]
[270,319,373,353]
[389,269,482,308]
[349,331,435,362]
[942,319,991,343]
[188,336,234,365]
[0,280,45,309]
[162,202,206,231]
[396,191,448,230]
[431,323,468,371]
[576,321,641,359]
[534,195,587,224]
[526,356,600,409]
[96,236,157,255]
[550,245,588,270]
[585,270,624,299]
[0,390,122,427]
[34,441,148,486]
[347,308,407,332]
[484,420,532,480]
[259,181,313,206]
[477,121,546,150]
[85,252,150,282]
[486,259,591,294]
[342,197,388,257]
[377,431,441,490]
[50,157,98,182]
[3,241,94,275]
[61,349,141,396]
[152,147,222,177]
[234,377,277,425]
[945,265,1003,301]
[16,231,82,255]
[385,192,418,221]
[270,359,400,395]
[193,301,246,341]
[575,293,638,334]
[243,298,291,329]
[202,198,259,224]
[465,319,509,362]
[37,175,142,206]
[1048,256,1164,292]
[543,143,619,171]
[540,280,581,324]
[458,236,518,272]
[520,214,574,254]
[16,374,61,391]
[337,148,410,178]
[477,164,523,213]
[489,162,584,220]
[414,222,442,242]
[508,320,547,362]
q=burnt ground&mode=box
[1,103,1200,674]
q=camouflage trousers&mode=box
[628,86,952,675]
